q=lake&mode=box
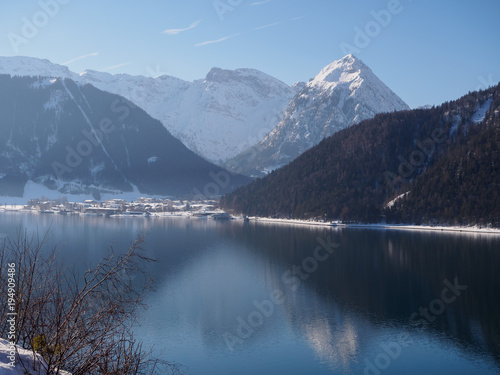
[1,212,499,374]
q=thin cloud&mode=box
[254,21,282,31]
[100,62,131,71]
[62,52,99,65]
[291,16,305,21]
[195,33,240,47]
[250,0,271,5]
[162,20,202,36]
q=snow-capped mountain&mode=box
[0,56,295,163]
[157,67,295,163]
[291,81,307,93]
[0,56,75,79]
[224,54,410,177]
[0,74,250,199]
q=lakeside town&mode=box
[0,197,235,220]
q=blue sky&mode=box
[0,0,499,108]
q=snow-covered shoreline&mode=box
[1,203,499,235]
[247,217,500,235]
[0,338,71,375]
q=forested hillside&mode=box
[387,97,500,225]
[221,84,500,226]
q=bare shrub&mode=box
[0,230,183,375]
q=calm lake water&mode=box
[1,212,500,374]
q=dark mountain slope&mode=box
[388,95,500,225]
[0,75,250,198]
[221,84,500,225]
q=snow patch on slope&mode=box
[43,89,66,112]
[386,191,410,208]
[471,98,493,124]
[0,180,170,205]
[30,78,57,90]
[148,156,159,164]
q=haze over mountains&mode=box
[0,74,250,199]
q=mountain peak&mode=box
[78,69,118,83]
[312,54,367,84]
[205,67,281,85]
[205,67,261,82]
[205,67,232,82]
[225,55,409,177]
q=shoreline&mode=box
[1,206,499,235]
[247,217,500,235]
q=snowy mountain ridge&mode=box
[0,56,295,163]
